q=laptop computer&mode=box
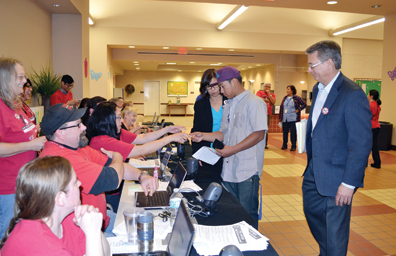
[142,112,157,126]
[135,161,187,208]
[113,201,195,256]
[139,144,172,178]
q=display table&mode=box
[167,103,190,116]
[114,180,278,256]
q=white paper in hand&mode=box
[192,146,220,165]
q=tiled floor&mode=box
[259,134,396,256]
[151,116,396,256]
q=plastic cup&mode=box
[123,207,143,243]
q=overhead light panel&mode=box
[166,63,176,65]
[163,47,169,49]
[129,46,136,48]
[217,5,248,30]
[330,16,385,36]
[327,1,337,4]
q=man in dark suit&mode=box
[303,40,372,256]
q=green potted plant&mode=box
[30,65,61,112]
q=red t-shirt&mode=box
[89,130,137,161]
[0,99,38,194]
[50,89,73,106]
[0,214,86,256]
[40,141,110,228]
[256,90,276,115]
[370,101,381,129]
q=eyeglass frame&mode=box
[206,84,219,91]
[309,60,327,69]
[59,121,82,130]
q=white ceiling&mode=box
[40,0,395,72]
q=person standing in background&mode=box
[50,74,80,107]
[21,78,36,125]
[279,85,306,151]
[0,58,46,240]
[368,89,382,169]
[303,40,371,256]
[256,82,276,149]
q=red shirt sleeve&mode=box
[89,135,134,161]
[120,129,137,144]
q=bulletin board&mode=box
[167,81,188,96]
[354,78,381,97]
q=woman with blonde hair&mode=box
[0,58,46,240]
[122,106,143,134]
[0,156,110,256]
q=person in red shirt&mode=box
[50,74,80,107]
[368,89,382,169]
[0,58,46,241]
[256,82,276,149]
[39,103,158,236]
[21,78,36,125]
[0,156,110,256]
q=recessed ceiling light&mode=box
[241,68,246,70]
[178,70,182,72]
[248,66,252,68]
[372,5,381,8]
[129,46,135,48]
[327,1,337,4]
[228,49,235,51]
[196,48,202,50]
[133,61,138,63]
[136,67,140,70]
[134,64,139,66]
[190,62,195,64]
[166,63,176,65]
[210,63,222,66]
[53,4,60,7]
[163,47,169,49]
[256,64,261,66]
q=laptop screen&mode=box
[167,201,195,256]
[166,162,187,196]
[160,144,172,172]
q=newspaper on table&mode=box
[193,221,269,255]
[192,146,220,165]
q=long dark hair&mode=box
[199,69,217,98]
[86,101,119,141]
[81,96,106,126]
[369,89,381,106]
[0,156,72,249]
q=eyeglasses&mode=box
[309,61,324,69]
[116,116,122,120]
[60,122,82,130]
[65,83,74,88]
[207,85,219,91]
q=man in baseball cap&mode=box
[191,66,268,229]
[40,103,158,236]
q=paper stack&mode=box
[193,221,269,255]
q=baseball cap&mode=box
[210,66,241,86]
[41,104,86,135]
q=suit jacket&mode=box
[305,72,372,197]
[191,95,227,154]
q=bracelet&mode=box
[138,171,148,182]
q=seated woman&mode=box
[87,102,189,162]
[122,107,145,134]
[81,96,107,127]
[0,156,109,256]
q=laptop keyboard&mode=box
[146,192,168,206]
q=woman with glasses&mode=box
[368,89,382,169]
[0,156,110,256]
[21,78,36,125]
[191,69,227,182]
[279,85,306,151]
[0,58,47,241]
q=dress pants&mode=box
[282,121,296,148]
[371,128,381,167]
[302,160,352,256]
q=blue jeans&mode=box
[0,194,15,241]
[223,175,260,229]
[104,209,116,237]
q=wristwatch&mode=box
[138,171,148,182]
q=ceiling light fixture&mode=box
[53,4,60,7]
[134,64,139,66]
[163,47,169,49]
[133,61,138,63]
[88,17,94,25]
[136,67,140,70]
[372,5,381,8]
[329,15,385,36]
[217,5,249,30]
[166,63,176,65]
[190,62,195,64]
[129,46,136,48]
[228,49,235,51]
[196,48,202,50]
[327,1,337,4]
[300,68,305,84]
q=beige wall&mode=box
[381,13,396,145]
[0,0,52,78]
